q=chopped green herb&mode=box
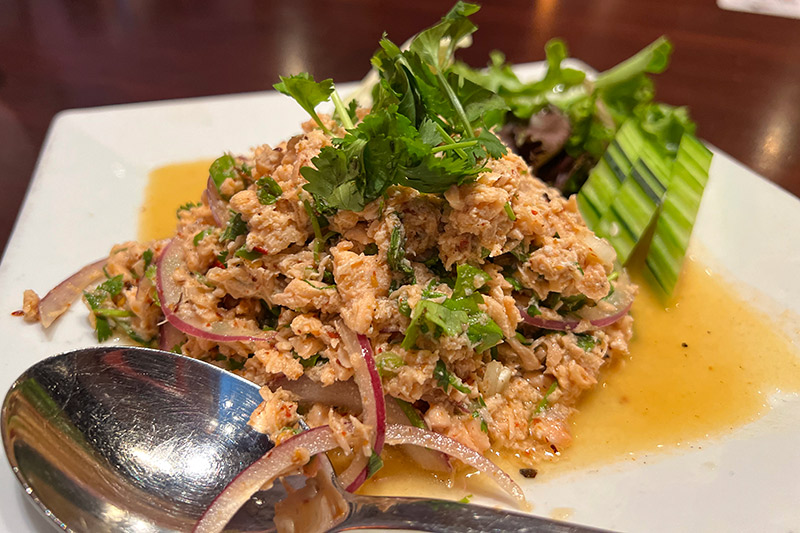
[363,243,379,255]
[366,451,384,478]
[394,398,426,429]
[209,154,238,191]
[388,225,415,283]
[376,351,405,377]
[176,202,201,218]
[142,249,154,269]
[535,381,559,414]
[301,279,337,290]
[505,276,524,292]
[575,333,597,351]
[526,294,542,317]
[452,264,489,299]
[227,358,245,371]
[298,353,328,368]
[235,247,263,261]
[515,332,533,346]
[433,359,471,394]
[503,201,516,221]
[398,297,412,318]
[256,176,283,205]
[93,308,134,318]
[458,494,473,504]
[220,211,247,242]
[193,228,213,246]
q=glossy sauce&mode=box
[138,160,213,241]
[141,161,800,496]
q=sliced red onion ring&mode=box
[385,399,452,473]
[158,321,186,352]
[39,258,107,328]
[204,175,228,228]
[518,270,635,331]
[156,238,275,342]
[385,424,526,505]
[193,425,340,533]
[336,326,387,492]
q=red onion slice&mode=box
[270,375,362,414]
[193,426,340,533]
[519,270,635,331]
[336,326,387,492]
[158,321,186,352]
[204,175,228,228]
[39,258,107,328]
[384,399,452,473]
[385,424,526,505]
[156,239,275,342]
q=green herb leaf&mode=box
[395,398,426,429]
[274,73,335,134]
[176,202,201,218]
[433,359,471,394]
[193,228,213,246]
[388,224,415,283]
[367,451,384,478]
[209,154,238,191]
[256,176,283,205]
[221,211,247,242]
[535,381,559,414]
[235,247,262,261]
[376,351,405,377]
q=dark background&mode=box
[1,0,798,256]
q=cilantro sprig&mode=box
[275,2,508,214]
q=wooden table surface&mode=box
[1,0,798,256]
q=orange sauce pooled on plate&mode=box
[140,162,800,495]
[138,160,213,241]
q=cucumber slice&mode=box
[594,139,673,264]
[577,120,643,228]
[645,134,713,294]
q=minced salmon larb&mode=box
[27,113,634,467]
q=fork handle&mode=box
[332,495,610,533]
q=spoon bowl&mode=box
[1,346,272,532]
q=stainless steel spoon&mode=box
[2,346,607,533]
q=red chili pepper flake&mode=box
[531,210,538,215]
[327,331,340,339]
[213,259,227,269]
[253,246,269,255]
[11,310,24,317]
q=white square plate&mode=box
[1,62,799,532]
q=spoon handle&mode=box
[334,495,609,532]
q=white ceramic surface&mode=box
[1,62,799,532]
